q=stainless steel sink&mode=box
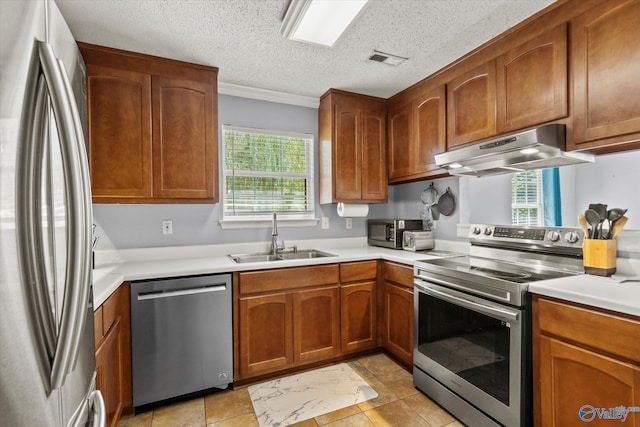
[228,249,336,264]
[278,249,337,260]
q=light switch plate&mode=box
[322,217,329,229]
[346,218,352,229]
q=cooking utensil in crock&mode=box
[584,209,601,239]
[611,216,628,239]
[606,208,627,238]
[577,214,589,237]
[589,203,607,238]
[437,187,456,216]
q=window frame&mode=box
[221,124,316,222]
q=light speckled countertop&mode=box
[92,237,640,317]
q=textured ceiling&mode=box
[55,0,555,100]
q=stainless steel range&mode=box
[413,224,585,427]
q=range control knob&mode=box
[565,232,580,244]
[472,227,482,235]
[483,227,492,235]
[548,231,561,242]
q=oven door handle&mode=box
[415,280,520,323]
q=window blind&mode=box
[511,170,544,226]
[222,125,314,216]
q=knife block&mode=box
[583,239,617,276]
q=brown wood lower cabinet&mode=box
[381,262,414,368]
[236,265,341,381]
[341,282,377,353]
[340,261,378,354]
[235,261,379,382]
[94,283,132,427]
[534,296,640,426]
[293,286,341,363]
[239,292,293,377]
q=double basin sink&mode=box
[229,249,337,264]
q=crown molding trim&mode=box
[218,82,319,109]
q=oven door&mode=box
[414,278,528,426]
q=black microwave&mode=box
[367,219,423,249]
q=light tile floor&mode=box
[118,353,464,427]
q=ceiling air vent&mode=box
[368,50,408,66]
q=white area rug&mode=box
[248,363,378,427]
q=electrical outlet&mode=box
[162,220,173,235]
[321,217,330,229]
[346,218,352,229]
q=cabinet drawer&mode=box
[340,261,377,283]
[383,262,413,288]
[240,264,339,295]
[536,297,640,362]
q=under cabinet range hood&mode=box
[435,124,595,177]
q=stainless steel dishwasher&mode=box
[130,274,232,407]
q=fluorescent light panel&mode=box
[281,0,368,47]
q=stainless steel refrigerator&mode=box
[0,0,104,425]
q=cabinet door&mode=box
[570,0,640,149]
[333,101,362,201]
[447,61,497,148]
[86,65,152,201]
[292,286,340,364]
[415,85,447,176]
[361,108,388,202]
[95,318,123,427]
[538,335,640,426]
[152,76,217,200]
[388,103,413,180]
[239,293,293,377]
[382,283,414,367]
[497,23,568,133]
[341,281,376,353]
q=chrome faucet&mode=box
[271,212,279,256]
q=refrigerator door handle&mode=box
[89,390,106,427]
[15,72,59,386]
[38,41,91,390]
[55,55,93,371]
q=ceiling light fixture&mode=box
[280,0,369,47]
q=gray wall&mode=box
[94,95,388,249]
[94,94,640,249]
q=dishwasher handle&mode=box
[137,284,227,301]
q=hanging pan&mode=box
[421,183,440,220]
[437,187,456,216]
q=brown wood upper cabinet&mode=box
[319,89,387,203]
[447,61,497,148]
[568,0,640,152]
[496,23,568,133]
[81,43,218,203]
[388,85,447,183]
